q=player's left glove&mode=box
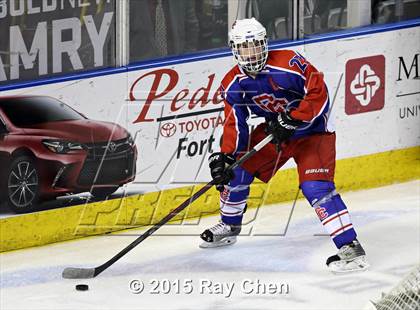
[208,152,236,192]
[265,111,303,145]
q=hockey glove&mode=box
[265,111,302,145]
[208,152,235,191]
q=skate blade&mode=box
[199,236,237,248]
[328,255,370,274]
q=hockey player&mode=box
[200,18,369,273]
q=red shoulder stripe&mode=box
[220,66,242,92]
[267,50,305,77]
[221,101,238,154]
[290,70,328,121]
[268,50,329,122]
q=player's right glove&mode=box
[208,152,236,191]
[265,111,302,145]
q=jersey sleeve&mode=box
[221,99,249,156]
[219,71,250,156]
[279,51,329,123]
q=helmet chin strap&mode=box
[250,63,266,72]
[243,67,262,77]
[240,59,267,76]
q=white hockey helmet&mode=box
[229,18,268,73]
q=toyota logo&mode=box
[108,142,117,153]
[160,122,176,137]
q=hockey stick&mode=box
[62,134,273,279]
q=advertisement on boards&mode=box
[0,24,419,215]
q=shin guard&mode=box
[301,181,357,248]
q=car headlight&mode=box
[42,140,84,154]
[127,133,135,146]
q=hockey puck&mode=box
[75,284,89,291]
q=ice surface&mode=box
[1,180,419,310]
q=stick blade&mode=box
[62,267,96,279]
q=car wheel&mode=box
[7,156,40,213]
[90,186,119,200]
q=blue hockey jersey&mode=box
[220,49,333,156]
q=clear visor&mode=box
[231,38,268,73]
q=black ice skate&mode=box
[326,239,369,274]
[199,222,241,248]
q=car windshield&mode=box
[0,97,85,127]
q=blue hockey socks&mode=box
[301,181,357,248]
[220,167,254,225]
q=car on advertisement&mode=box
[0,96,137,213]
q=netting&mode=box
[372,265,420,310]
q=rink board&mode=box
[1,181,419,310]
[0,20,419,251]
[1,146,419,252]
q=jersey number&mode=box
[289,54,308,74]
[252,94,288,113]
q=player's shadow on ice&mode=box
[104,235,318,277]
[99,209,405,278]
